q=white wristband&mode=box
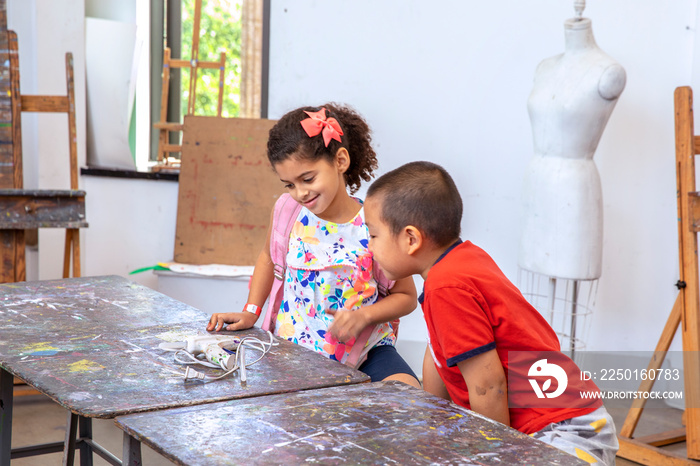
[244,303,261,317]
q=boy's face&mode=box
[365,196,413,281]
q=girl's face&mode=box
[274,150,350,221]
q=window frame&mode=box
[144,0,269,169]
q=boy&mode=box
[363,161,618,465]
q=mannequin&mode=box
[518,9,625,352]
[519,15,626,280]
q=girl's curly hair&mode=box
[267,103,378,193]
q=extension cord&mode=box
[164,331,278,383]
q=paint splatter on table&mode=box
[0,275,368,462]
[0,275,368,417]
[0,274,204,333]
[116,381,583,465]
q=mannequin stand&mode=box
[519,269,596,356]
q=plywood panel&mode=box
[174,115,282,265]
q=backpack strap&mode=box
[262,193,301,332]
[346,325,376,367]
[374,264,395,298]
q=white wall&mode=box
[81,176,178,291]
[267,0,699,353]
[9,1,700,366]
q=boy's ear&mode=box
[404,225,423,255]
[334,147,350,173]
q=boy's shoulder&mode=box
[428,240,497,279]
[424,240,523,304]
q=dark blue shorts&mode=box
[358,344,418,382]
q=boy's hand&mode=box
[327,308,369,343]
[207,311,257,332]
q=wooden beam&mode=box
[8,30,23,282]
[163,144,182,154]
[618,437,700,465]
[689,193,700,232]
[153,122,184,131]
[675,86,700,459]
[619,295,682,437]
[635,428,688,448]
[168,58,223,70]
[693,135,700,155]
[20,95,70,113]
[0,189,87,229]
[65,53,77,190]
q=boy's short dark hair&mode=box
[367,161,462,247]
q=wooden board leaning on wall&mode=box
[174,116,282,266]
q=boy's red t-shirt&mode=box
[420,240,601,434]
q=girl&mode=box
[207,103,420,387]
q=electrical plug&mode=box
[184,366,207,381]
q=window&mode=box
[137,0,267,171]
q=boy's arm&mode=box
[327,276,417,342]
[457,348,510,427]
[207,210,275,332]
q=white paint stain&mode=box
[120,340,145,353]
[274,431,326,448]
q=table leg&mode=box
[63,411,79,465]
[79,416,94,466]
[122,431,142,466]
[1,368,14,466]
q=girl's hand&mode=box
[207,311,257,332]
[327,308,369,343]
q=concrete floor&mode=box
[9,388,692,465]
[11,390,174,466]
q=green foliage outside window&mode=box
[181,0,242,118]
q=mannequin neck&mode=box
[563,17,597,52]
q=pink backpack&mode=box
[261,193,397,367]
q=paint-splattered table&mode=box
[0,275,369,465]
[115,380,583,465]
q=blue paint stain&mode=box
[31,350,59,356]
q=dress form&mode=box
[518,10,625,351]
[519,16,625,280]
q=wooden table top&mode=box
[1,275,204,332]
[0,275,369,418]
[116,380,583,465]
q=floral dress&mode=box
[275,201,395,365]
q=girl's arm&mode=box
[207,209,276,332]
[327,276,417,342]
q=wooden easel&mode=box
[616,86,700,465]
[0,34,86,284]
[19,50,83,279]
[154,0,226,169]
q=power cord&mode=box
[162,331,277,382]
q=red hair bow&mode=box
[300,108,344,147]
